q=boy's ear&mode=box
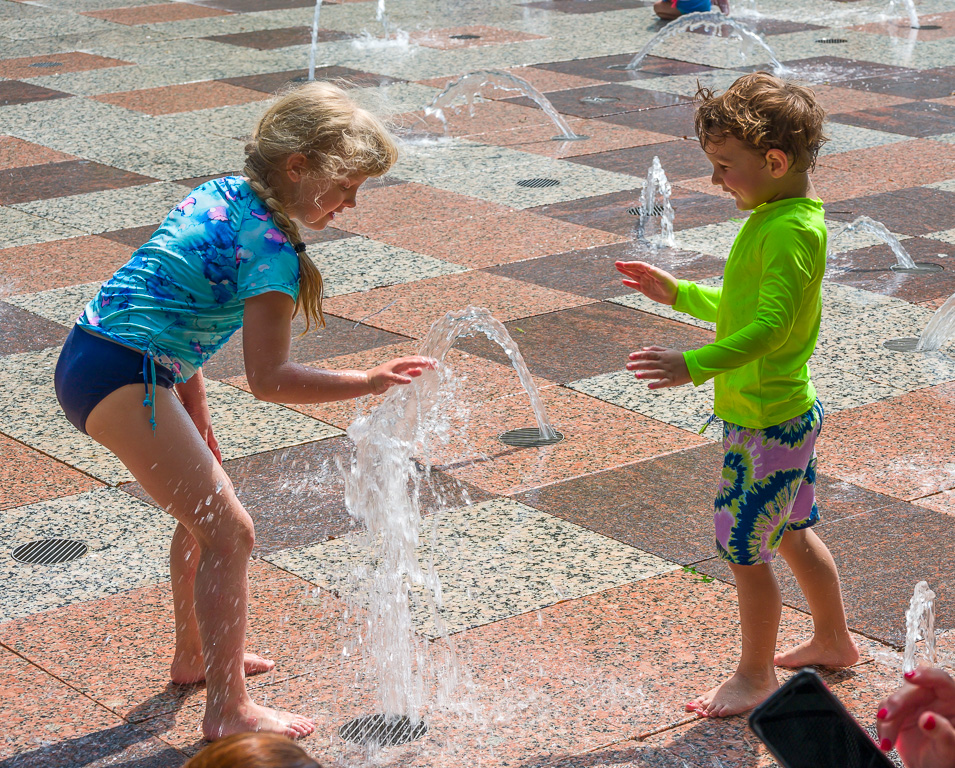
[765,148,791,178]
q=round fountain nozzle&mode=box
[883,337,921,352]
[499,427,564,447]
[339,714,428,747]
[890,262,944,274]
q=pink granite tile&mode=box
[818,381,955,501]
[0,235,133,293]
[0,434,102,510]
[407,99,556,139]
[409,25,547,50]
[477,120,678,160]
[92,81,269,115]
[330,182,512,238]
[820,139,955,189]
[322,271,595,338]
[0,136,75,170]
[0,560,349,723]
[82,3,232,23]
[930,95,955,107]
[809,84,914,115]
[849,11,955,40]
[418,66,603,93]
[915,490,955,516]
[437,386,707,496]
[0,52,132,80]
[372,210,626,268]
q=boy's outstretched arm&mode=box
[616,261,678,305]
[627,345,691,389]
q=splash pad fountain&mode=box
[884,291,955,353]
[873,581,953,672]
[630,156,676,249]
[334,307,561,749]
[423,70,588,141]
[828,216,943,274]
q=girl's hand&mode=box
[626,346,691,389]
[615,261,679,306]
[187,405,222,464]
[366,356,437,395]
[878,667,955,768]
[175,370,222,464]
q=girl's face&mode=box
[289,173,369,230]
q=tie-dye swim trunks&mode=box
[714,400,823,566]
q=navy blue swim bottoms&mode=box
[55,325,174,435]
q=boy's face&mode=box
[703,135,781,211]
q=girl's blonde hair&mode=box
[243,81,399,331]
[694,72,828,173]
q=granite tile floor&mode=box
[1,0,954,765]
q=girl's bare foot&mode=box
[203,700,315,741]
[171,651,275,685]
[774,636,860,669]
[686,671,778,718]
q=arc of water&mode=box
[424,70,586,141]
[625,12,784,73]
[903,581,937,674]
[306,0,324,81]
[827,215,917,270]
[916,292,955,352]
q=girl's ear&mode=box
[285,153,308,183]
[765,148,791,178]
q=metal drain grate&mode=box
[499,427,564,447]
[517,177,560,188]
[883,337,920,352]
[628,204,666,216]
[816,38,848,43]
[580,95,620,104]
[448,33,480,39]
[29,61,62,68]
[916,24,942,29]
[13,539,88,565]
[339,715,428,747]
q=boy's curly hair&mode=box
[694,72,828,173]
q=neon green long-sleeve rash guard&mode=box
[673,197,827,430]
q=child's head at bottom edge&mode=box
[183,732,324,768]
[694,71,828,174]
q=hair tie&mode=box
[293,242,307,253]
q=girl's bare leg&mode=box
[774,528,859,668]
[687,562,780,718]
[168,522,275,684]
[86,385,314,740]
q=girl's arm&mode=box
[175,369,222,463]
[242,291,434,404]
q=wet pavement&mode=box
[1,0,955,764]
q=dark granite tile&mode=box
[697,501,955,646]
[738,17,826,35]
[529,188,642,236]
[826,238,955,304]
[666,186,740,229]
[0,302,69,355]
[833,100,955,138]
[0,724,186,768]
[121,436,495,555]
[204,26,354,49]
[530,55,718,84]
[453,301,715,384]
[218,66,403,94]
[838,65,955,100]
[828,188,955,237]
[483,240,725,300]
[567,138,713,179]
[599,101,700,139]
[0,160,155,205]
[200,312,411,380]
[505,83,689,119]
[772,56,913,85]
[98,224,159,249]
[520,0,652,13]
[0,80,71,107]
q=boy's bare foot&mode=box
[686,671,778,718]
[774,637,860,669]
[203,701,315,741]
[170,652,275,685]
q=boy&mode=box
[617,72,859,718]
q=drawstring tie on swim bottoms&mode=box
[142,353,157,432]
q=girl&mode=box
[54,82,435,741]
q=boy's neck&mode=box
[764,171,816,206]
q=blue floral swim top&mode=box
[79,176,301,382]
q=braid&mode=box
[243,153,325,331]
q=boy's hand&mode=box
[615,261,678,306]
[366,356,437,395]
[627,346,691,389]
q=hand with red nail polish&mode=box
[876,666,955,768]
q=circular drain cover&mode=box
[816,38,848,43]
[339,715,428,747]
[499,427,564,447]
[628,204,666,216]
[29,61,62,67]
[448,33,480,39]
[517,177,560,188]
[883,337,920,352]
[890,262,944,273]
[916,24,942,30]
[13,539,88,565]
